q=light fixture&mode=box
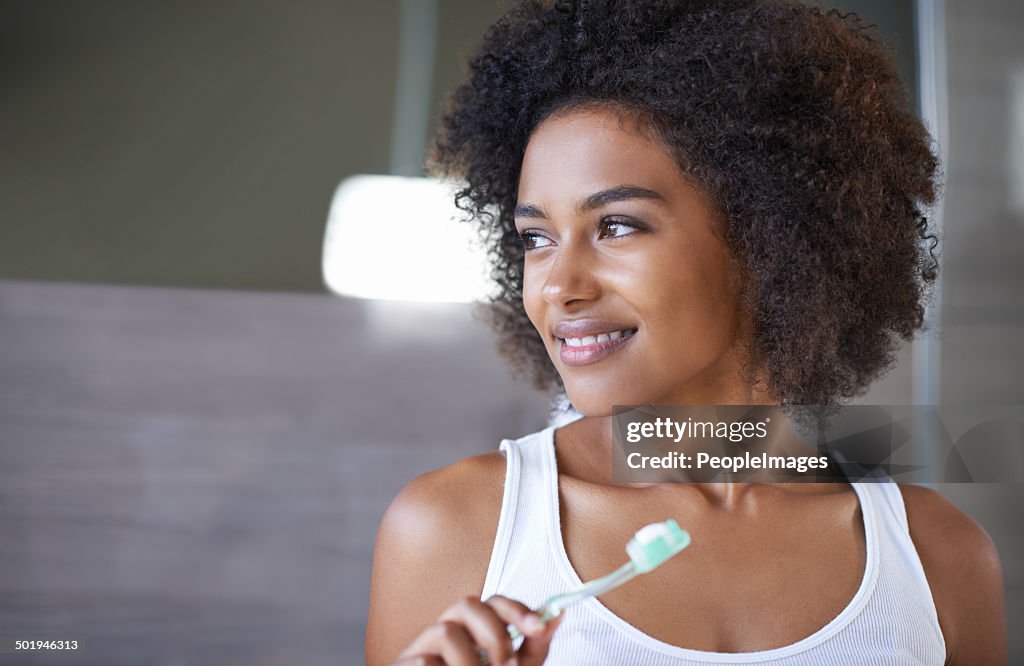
[322,175,492,303]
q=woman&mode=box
[366,1,1007,664]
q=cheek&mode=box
[639,252,739,336]
[521,269,547,336]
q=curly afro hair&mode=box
[430,0,939,406]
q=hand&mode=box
[392,595,563,666]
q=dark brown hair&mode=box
[431,0,940,406]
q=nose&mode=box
[541,238,600,307]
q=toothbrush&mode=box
[506,519,691,643]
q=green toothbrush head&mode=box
[626,519,691,573]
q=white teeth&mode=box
[562,329,636,347]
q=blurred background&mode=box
[0,0,1020,663]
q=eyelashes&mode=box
[517,230,553,250]
[517,217,646,250]
[598,217,643,239]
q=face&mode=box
[516,107,761,415]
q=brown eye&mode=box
[598,217,642,240]
[518,230,554,250]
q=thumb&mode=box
[517,611,565,666]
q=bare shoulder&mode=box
[366,451,507,666]
[898,484,1002,579]
[378,451,507,551]
[898,483,1007,665]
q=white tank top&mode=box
[480,426,947,665]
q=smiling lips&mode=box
[553,320,638,366]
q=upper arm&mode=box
[900,484,1007,666]
[365,452,506,666]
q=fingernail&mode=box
[524,614,546,634]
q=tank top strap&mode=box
[852,480,947,659]
[865,478,911,533]
[480,427,561,605]
[480,435,521,600]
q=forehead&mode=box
[518,108,687,201]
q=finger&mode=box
[397,620,477,666]
[439,597,516,664]
[392,656,444,666]
[517,611,565,666]
[483,596,548,638]
[433,620,480,666]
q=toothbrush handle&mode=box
[480,563,638,663]
[506,561,637,641]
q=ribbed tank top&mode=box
[480,426,947,665]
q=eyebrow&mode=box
[513,185,666,219]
